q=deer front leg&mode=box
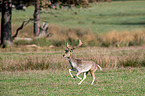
[75,71,82,80]
[78,72,86,85]
[69,69,75,78]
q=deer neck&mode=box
[67,55,77,68]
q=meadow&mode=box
[0,68,145,96]
[0,46,145,95]
[0,46,145,71]
[0,0,145,96]
[11,0,145,34]
[1,0,145,47]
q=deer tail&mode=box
[97,64,102,70]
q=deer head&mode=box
[63,40,83,58]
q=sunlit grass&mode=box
[1,1,145,47]
[0,1,144,35]
[0,68,145,95]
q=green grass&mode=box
[0,68,145,96]
[0,2,145,95]
[0,1,145,95]
[39,1,145,33]
[0,1,145,35]
[1,1,145,47]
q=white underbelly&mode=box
[77,66,92,73]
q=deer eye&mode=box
[65,49,68,53]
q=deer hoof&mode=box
[78,83,81,85]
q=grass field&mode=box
[0,68,145,96]
[0,46,145,71]
[10,1,145,34]
[1,1,145,34]
[0,1,145,95]
[1,1,145,47]
[0,46,145,95]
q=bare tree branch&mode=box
[46,33,53,37]
[12,18,34,39]
[12,18,52,39]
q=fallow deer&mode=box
[63,40,102,85]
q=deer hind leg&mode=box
[90,66,98,85]
[90,70,96,85]
[78,72,86,85]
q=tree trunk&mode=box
[33,0,40,36]
[1,0,13,48]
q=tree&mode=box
[34,0,40,36]
[1,0,13,48]
[13,0,50,37]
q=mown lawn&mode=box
[0,68,145,96]
[38,1,145,33]
[0,1,145,95]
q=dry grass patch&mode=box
[101,30,145,47]
[0,46,145,71]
